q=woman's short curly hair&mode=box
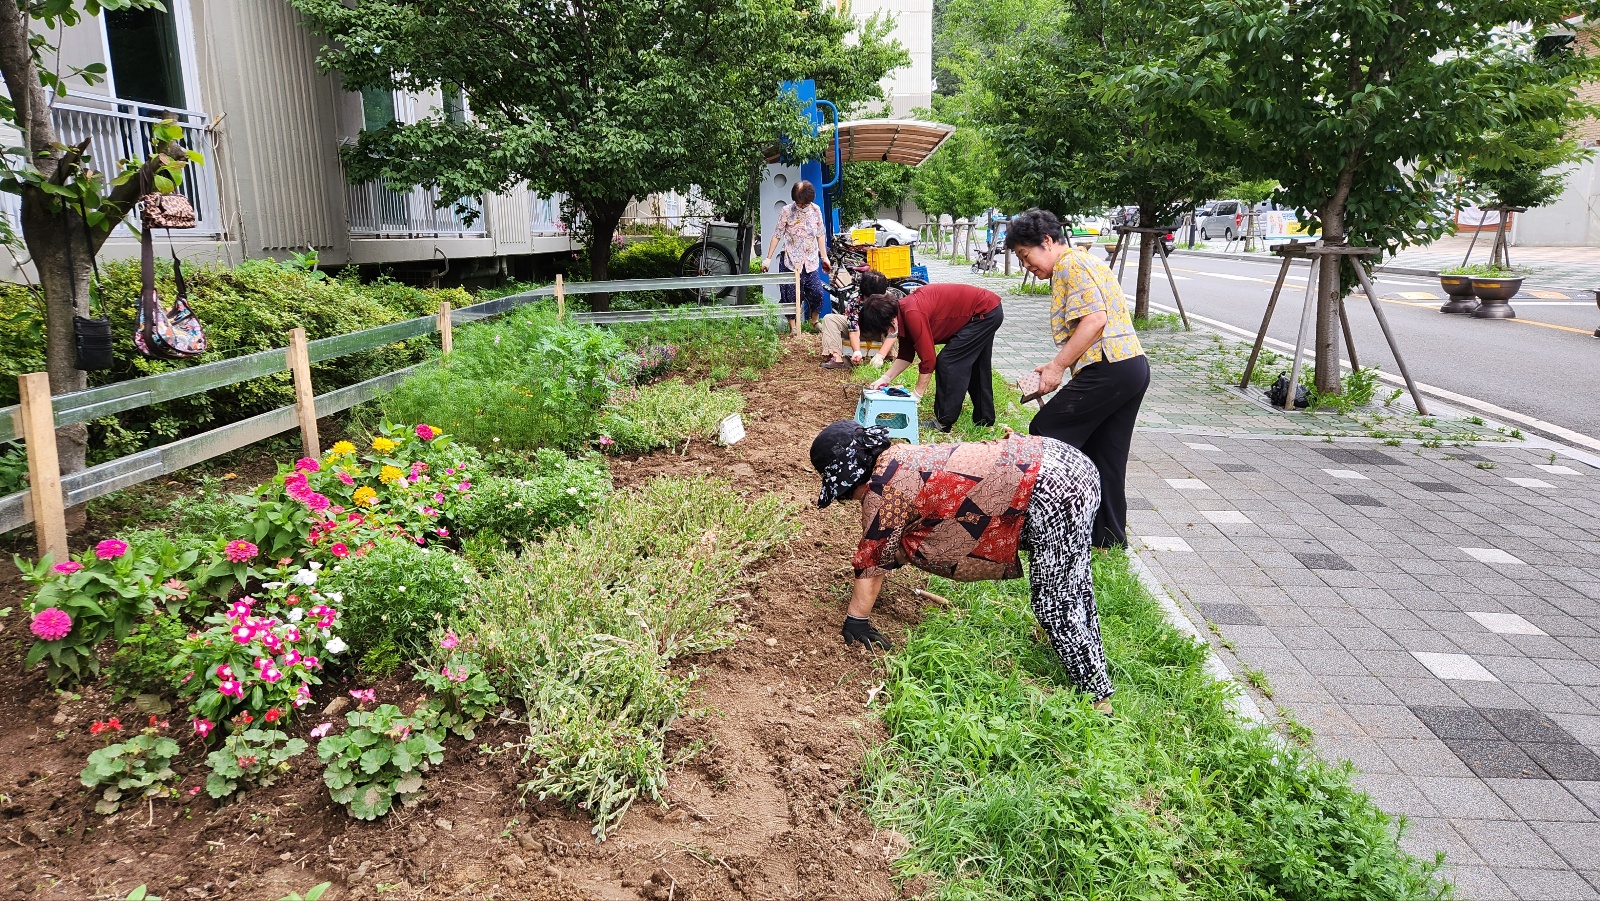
[1006,208,1065,249]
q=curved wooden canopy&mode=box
[823,119,955,167]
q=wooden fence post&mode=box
[437,301,453,356]
[18,373,67,561]
[288,328,319,458]
[792,266,802,336]
[555,274,566,320]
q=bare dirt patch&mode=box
[0,336,929,900]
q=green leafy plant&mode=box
[81,721,182,815]
[317,704,445,820]
[205,727,309,798]
[105,614,188,703]
[612,313,782,375]
[319,536,477,668]
[414,631,502,740]
[1440,263,1515,277]
[450,449,612,548]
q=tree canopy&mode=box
[290,0,904,304]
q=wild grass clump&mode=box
[461,476,800,839]
[863,552,1449,900]
[599,380,745,454]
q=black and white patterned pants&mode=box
[1024,438,1112,701]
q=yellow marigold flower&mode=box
[371,437,397,454]
[330,440,356,457]
[379,465,404,485]
[353,487,378,507]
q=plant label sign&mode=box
[718,414,745,446]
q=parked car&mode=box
[1197,200,1247,241]
[1069,215,1109,237]
[852,218,920,247]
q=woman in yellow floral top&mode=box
[1008,208,1150,548]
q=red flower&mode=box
[89,717,124,735]
[263,708,281,723]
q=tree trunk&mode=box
[1133,209,1157,319]
[580,198,628,313]
[1313,202,1347,396]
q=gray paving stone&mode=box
[1528,822,1600,873]
[1198,602,1264,626]
[1446,864,1518,900]
[1455,818,1568,869]
[1445,740,1549,780]
[1400,816,1483,866]
[1485,780,1600,823]
[1412,776,1517,818]
[1498,866,1600,900]
[1568,781,1600,818]
[1345,704,1434,740]
[1523,742,1600,781]
[1388,738,1478,778]
[1353,772,1438,817]
[1482,708,1580,744]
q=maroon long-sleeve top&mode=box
[895,284,1003,374]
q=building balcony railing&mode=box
[346,181,486,238]
[1,98,222,238]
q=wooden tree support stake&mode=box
[437,301,453,356]
[288,327,319,458]
[18,372,67,561]
[555,274,566,320]
[792,266,802,336]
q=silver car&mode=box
[1197,200,1247,241]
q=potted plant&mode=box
[1467,265,1522,319]
[1437,265,1481,314]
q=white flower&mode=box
[566,486,579,495]
[263,581,285,590]
[291,569,318,586]
[325,636,347,654]
[323,591,344,604]
[397,585,407,593]
[288,608,305,623]
[308,561,323,571]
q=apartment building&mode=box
[0,0,574,285]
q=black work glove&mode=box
[842,615,892,650]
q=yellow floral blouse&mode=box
[1050,248,1143,368]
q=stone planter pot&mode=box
[1470,276,1522,319]
[1438,275,1478,314]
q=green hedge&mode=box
[0,260,467,461]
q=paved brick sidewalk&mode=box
[927,258,1600,900]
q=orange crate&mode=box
[865,245,911,279]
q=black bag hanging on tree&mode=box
[70,218,114,372]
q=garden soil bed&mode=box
[0,336,932,900]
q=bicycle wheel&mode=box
[679,243,737,301]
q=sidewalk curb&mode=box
[1170,248,1597,290]
[1127,550,1272,728]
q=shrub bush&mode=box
[105,613,189,702]
[599,380,745,454]
[607,233,692,281]
[320,537,477,672]
[450,449,611,548]
[382,305,624,451]
[0,261,465,459]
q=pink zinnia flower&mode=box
[330,542,350,559]
[305,493,331,512]
[440,631,459,650]
[193,718,214,737]
[295,457,320,473]
[224,540,258,563]
[310,722,332,739]
[29,607,72,641]
[94,539,129,560]
[52,561,83,575]
[415,424,437,441]
[337,472,355,486]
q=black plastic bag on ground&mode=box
[1267,372,1310,409]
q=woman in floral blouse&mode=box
[810,420,1114,709]
[1007,208,1149,549]
[761,180,831,327]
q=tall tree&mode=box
[959,0,1230,316]
[0,0,201,484]
[290,0,903,310]
[1130,0,1600,393]
[910,126,996,225]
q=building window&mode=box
[442,84,469,124]
[104,6,186,109]
[362,87,398,131]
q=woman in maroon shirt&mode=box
[860,279,1004,432]
[810,420,1114,709]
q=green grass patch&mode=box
[863,553,1448,900]
[600,380,746,454]
[462,477,801,840]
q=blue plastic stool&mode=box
[856,390,920,444]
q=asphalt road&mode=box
[1126,251,1600,442]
